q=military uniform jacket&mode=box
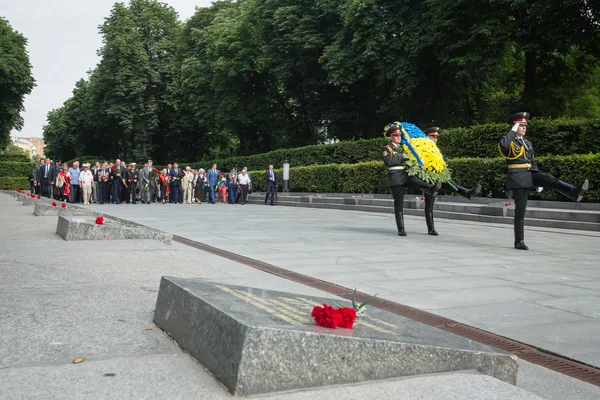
[499,129,538,190]
[126,170,138,184]
[383,142,408,186]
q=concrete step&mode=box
[246,195,600,232]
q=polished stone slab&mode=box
[56,215,172,244]
[34,202,97,217]
[153,277,518,396]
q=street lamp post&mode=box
[283,160,290,193]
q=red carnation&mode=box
[61,203,66,208]
[95,216,104,225]
[36,195,41,199]
[311,304,341,329]
[52,202,57,207]
[337,307,357,329]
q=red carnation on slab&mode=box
[52,202,57,207]
[311,304,342,329]
[420,197,425,201]
[95,216,104,225]
[36,195,41,199]
[61,203,66,208]
[337,307,357,329]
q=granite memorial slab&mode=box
[22,195,38,205]
[153,277,518,396]
[34,202,97,217]
[56,215,172,244]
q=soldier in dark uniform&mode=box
[422,127,482,235]
[383,124,442,236]
[126,163,138,204]
[499,112,589,250]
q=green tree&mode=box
[0,17,35,150]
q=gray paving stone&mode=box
[536,296,600,318]
[517,360,600,400]
[520,283,600,297]
[428,302,591,330]
[494,320,600,368]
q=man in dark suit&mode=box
[206,163,220,204]
[37,157,56,198]
[170,162,183,204]
[111,158,124,204]
[499,112,589,250]
[383,123,441,237]
[264,164,277,206]
[33,158,45,194]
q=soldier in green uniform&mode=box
[422,127,482,235]
[126,163,138,204]
[383,124,442,236]
[499,112,589,250]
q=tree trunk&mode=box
[523,51,537,113]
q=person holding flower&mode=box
[182,166,195,204]
[55,163,71,202]
[159,169,171,204]
[383,123,441,236]
[78,163,94,205]
[194,169,206,204]
[217,174,227,203]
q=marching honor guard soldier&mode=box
[383,124,442,236]
[422,127,482,235]
[126,163,138,204]
[499,112,589,250]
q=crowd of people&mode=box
[29,159,279,206]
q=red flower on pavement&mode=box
[337,307,357,329]
[52,202,57,207]
[61,203,66,208]
[36,195,41,199]
[311,303,342,329]
[95,216,104,225]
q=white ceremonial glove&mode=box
[512,123,520,132]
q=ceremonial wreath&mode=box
[385,122,451,183]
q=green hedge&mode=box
[248,153,600,201]
[0,154,31,162]
[0,177,29,190]
[194,118,600,172]
[0,162,36,177]
[439,118,600,159]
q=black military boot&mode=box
[514,220,528,250]
[425,212,438,236]
[464,184,482,199]
[424,195,438,235]
[556,179,589,202]
[395,212,407,236]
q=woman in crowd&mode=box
[217,174,227,203]
[56,163,71,202]
[194,168,206,204]
[159,169,170,204]
[227,168,238,204]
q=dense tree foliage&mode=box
[0,18,35,151]
[44,0,600,163]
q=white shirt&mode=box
[238,173,251,185]
[79,170,94,186]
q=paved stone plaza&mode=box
[2,193,600,399]
[82,198,600,369]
